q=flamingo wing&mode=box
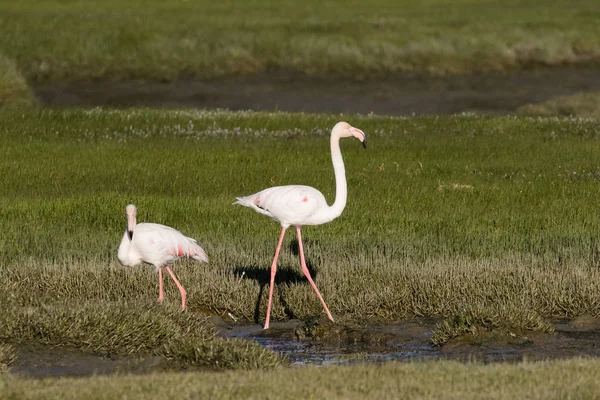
[133,223,208,266]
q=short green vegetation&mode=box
[2,110,600,352]
[3,358,600,399]
[518,92,600,118]
[0,0,599,83]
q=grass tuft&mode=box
[0,55,36,108]
[431,308,554,346]
[0,343,16,373]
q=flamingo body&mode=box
[118,222,208,269]
[234,185,334,228]
[117,204,208,310]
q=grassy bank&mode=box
[0,0,599,83]
[3,358,600,399]
[2,110,600,349]
[518,92,600,118]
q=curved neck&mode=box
[329,133,347,217]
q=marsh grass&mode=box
[3,358,600,399]
[1,0,599,82]
[518,92,600,118]
[431,308,554,345]
[2,109,600,351]
[0,298,285,370]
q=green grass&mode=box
[3,358,600,399]
[0,0,599,83]
[518,92,600,118]
[2,109,600,351]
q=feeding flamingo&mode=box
[117,204,208,310]
[234,121,367,329]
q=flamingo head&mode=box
[125,204,137,240]
[333,121,367,149]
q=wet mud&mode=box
[34,68,600,115]
[9,345,204,379]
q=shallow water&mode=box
[217,316,600,366]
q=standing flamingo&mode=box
[234,121,367,329]
[117,204,208,310]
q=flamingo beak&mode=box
[351,127,367,149]
[126,212,136,240]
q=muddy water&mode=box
[34,68,600,115]
[216,316,600,366]
[9,316,600,378]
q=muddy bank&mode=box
[9,345,206,379]
[34,68,600,115]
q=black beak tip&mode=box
[362,138,367,149]
[127,230,133,240]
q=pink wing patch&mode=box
[302,197,308,202]
[176,246,186,256]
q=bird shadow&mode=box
[233,239,319,324]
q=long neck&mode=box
[328,133,347,217]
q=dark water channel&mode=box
[34,68,600,115]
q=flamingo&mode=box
[117,204,208,310]
[234,121,367,329]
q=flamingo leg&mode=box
[158,268,165,302]
[165,266,187,310]
[296,226,334,322]
[264,227,287,329]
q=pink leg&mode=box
[165,266,187,310]
[264,227,287,329]
[158,268,165,302]
[296,226,334,322]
